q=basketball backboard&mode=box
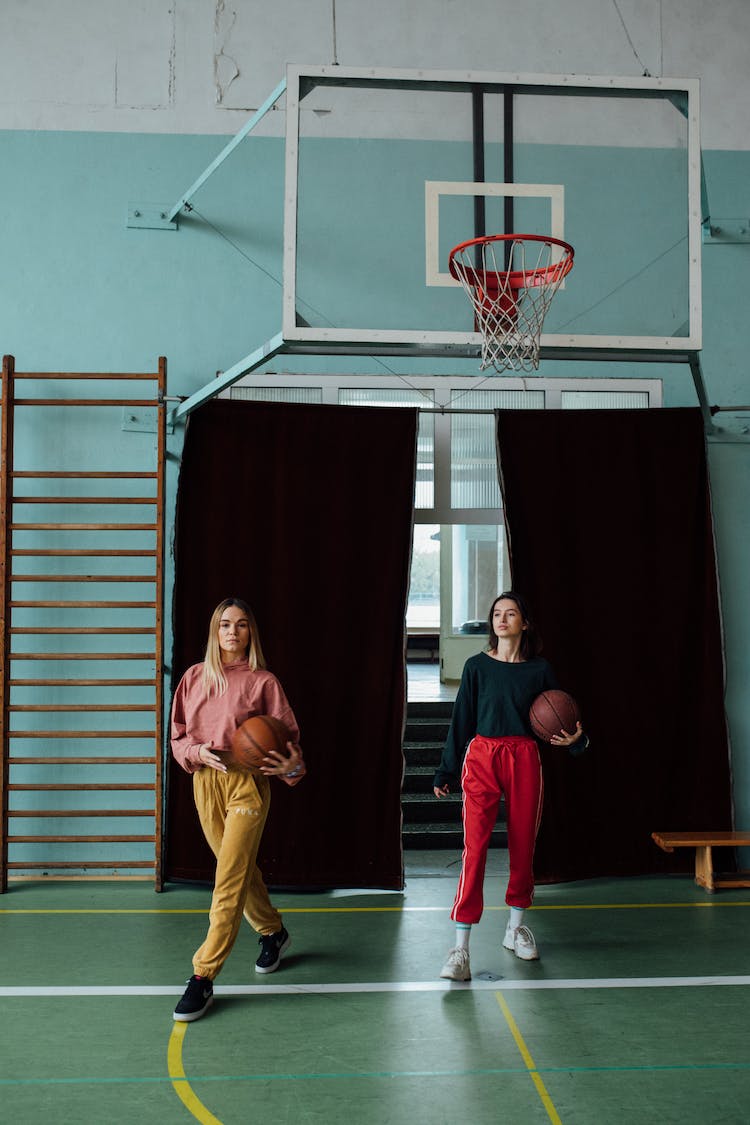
[280,64,701,361]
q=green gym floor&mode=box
[1,851,749,1125]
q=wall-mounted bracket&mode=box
[127,204,177,231]
[168,332,287,425]
[122,406,174,434]
[702,218,750,244]
[162,77,287,225]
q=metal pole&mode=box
[166,78,287,223]
[503,85,514,264]
[472,88,486,248]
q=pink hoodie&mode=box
[170,658,305,786]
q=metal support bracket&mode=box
[688,353,718,436]
[122,407,174,434]
[127,204,177,231]
[163,77,287,225]
[702,218,750,244]
[168,333,287,425]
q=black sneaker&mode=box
[173,975,214,1022]
[255,927,291,974]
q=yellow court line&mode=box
[496,992,563,1125]
[2,900,750,915]
[168,1022,224,1125]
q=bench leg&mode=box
[694,845,715,893]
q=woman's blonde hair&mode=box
[201,597,266,697]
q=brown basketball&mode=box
[529,690,581,744]
[229,715,289,770]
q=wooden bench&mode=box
[652,831,750,893]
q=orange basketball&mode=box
[529,690,581,744]
[229,715,289,770]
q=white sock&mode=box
[455,923,471,950]
[508,907,525,931]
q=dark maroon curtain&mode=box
[165,398,417,890]
[495,407,733,882]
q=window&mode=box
[407,524,440,629]
[450,390,544,509]
[451,524,505,631]
[231,386,322,404]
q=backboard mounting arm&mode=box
[164,78,287,225]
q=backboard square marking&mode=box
[425,181,565,287]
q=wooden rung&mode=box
[12,372,159,381]
[8,809,152,817]
[13,627,156,633]
[10,704,156,712]
[12,550,157,558]
[5,864,157,873]
[10,600,157,608]
[10,756,156,764]
[10,837,154,846]
[13,398,159,407]
[11,730,156,738]
[11,575,156,583]
[14,471,158,478]
[12,497,157,504]
[10,653,154,660]
[12,523,158,530]
[9,783,155,791]
[10,679,157,686]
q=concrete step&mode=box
[404,716,452,742]
[402,822,507,850]
[403,741,446,767]
[401,791,465,824]
[402,701,458,848]
[402,764,439,793]
[406,700,454,720]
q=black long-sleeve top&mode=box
[432,652,558,789]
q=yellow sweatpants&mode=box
[191,766,283,980]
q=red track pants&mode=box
[451,735,543,924]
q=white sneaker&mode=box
[503,923,539,961]
[440,947,471,981]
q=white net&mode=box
[449,236,574,373]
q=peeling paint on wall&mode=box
[214,0,241,105]
[168,4,176,106]
[114,1,177,110]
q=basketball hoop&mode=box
[448,234,574,373]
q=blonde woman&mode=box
[171,597,305,1022]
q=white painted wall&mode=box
[0,0,749,147]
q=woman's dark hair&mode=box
[487,590,542,660]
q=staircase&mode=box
[402,700,507,850]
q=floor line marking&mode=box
[4,975,750,999]
[496,992,562,1125]
[2,901,749,915]
[3,1060,750,1090]
[168,1021,224,1125]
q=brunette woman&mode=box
[434,591,587,979]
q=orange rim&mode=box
[448,233,574,291]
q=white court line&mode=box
[3,976,750,998]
